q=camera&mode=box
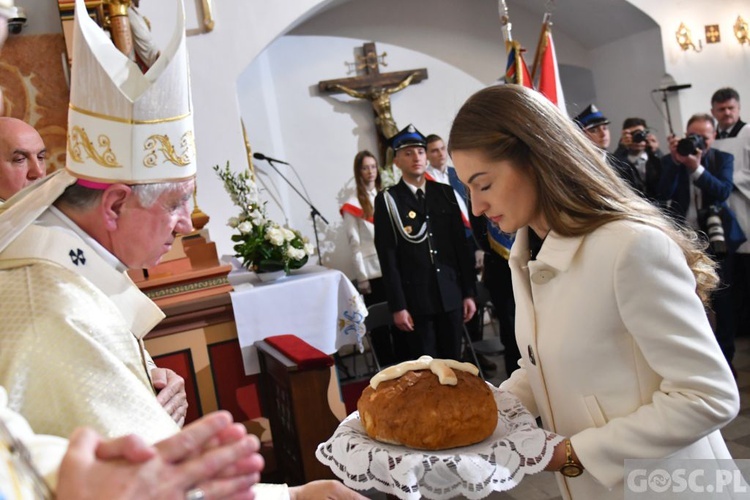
[6,7,27,35]
[704,205,726,254]
[677,134,706,156]
[631,129,648,143]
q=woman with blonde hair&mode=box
[449,84,739,499]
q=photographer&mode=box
[612,117,663,201]
[658,113,745,374]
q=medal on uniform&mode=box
[404,225,413,234]
[408,211,416,219]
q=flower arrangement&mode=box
[214,162,313,274]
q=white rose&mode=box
[227,216,239,228]
[265,227,285,246]
[282,228,296,242]
[286,246,304,260]
[304,243,315,255]
[238,221,253,234]
[250,210,265,226]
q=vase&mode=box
[256,269,287,282]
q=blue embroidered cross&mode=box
[69,248,86,266]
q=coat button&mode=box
[531,269,556,284]
[528,345,536,365]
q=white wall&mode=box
[590,27,669,148]
[237,36,485,277]
[628,0,750,133]
[290,0,593,85]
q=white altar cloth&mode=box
[229,265,367,375]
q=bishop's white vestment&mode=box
[0,208,179,443]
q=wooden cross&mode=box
[318,42,428,166]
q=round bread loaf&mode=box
[357,360,498,450]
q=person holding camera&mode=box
[612,117,662,201]
[712,88,750,340]
[657,113,745,373]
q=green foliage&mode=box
[214,162,312,274]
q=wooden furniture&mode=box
[255,339,340,485]
[144,292,280,476]
[144,293,262,425]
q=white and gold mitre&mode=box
[66,0,196,184]
[0,0,14,19]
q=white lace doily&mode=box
[316,389,562,500]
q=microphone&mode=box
[653,83,692,92]
[253,152,290,165]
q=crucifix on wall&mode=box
[318,42,428,166]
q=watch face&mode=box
[560,464,584,478]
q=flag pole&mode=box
[531,12,552,81]
[499,0,512,46]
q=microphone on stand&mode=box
[253,152,329,265]
[652,83,692,93]
[652,84,691,136]
[253,152,290,165]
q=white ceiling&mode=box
[511,0,657,49]
[300,0,658,50]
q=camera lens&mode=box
[705,206,726,254]
[677,134,706,156]
[632,130,647,143]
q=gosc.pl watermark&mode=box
[625,459,750,498]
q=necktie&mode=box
[416,188,425,209]
[719,130,729,139]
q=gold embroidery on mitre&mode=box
[67,126,122,168]
[143,131,195,167]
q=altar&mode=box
[229,265,367,375]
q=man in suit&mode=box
[712,87,750,338]
[658,113,743,371]
[612,117,662,202]
[425,133,496,371]
[374,125,476,361]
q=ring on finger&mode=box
[186,487,206,500]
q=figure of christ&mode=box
[328,71,418,141]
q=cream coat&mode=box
[341,193,382,283]
[500,220,739,499]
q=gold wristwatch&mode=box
[559,439,584,477]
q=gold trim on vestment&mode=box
[69,104,191,125]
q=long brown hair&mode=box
[448,84,717,304]
[353,150,381,219]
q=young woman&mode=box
[340,151,394,364]
[449,85,739,499]
[340,150,383,298]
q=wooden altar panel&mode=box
[208,339,263,424]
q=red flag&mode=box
[505,40,533,88]
[536,25,567,114]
